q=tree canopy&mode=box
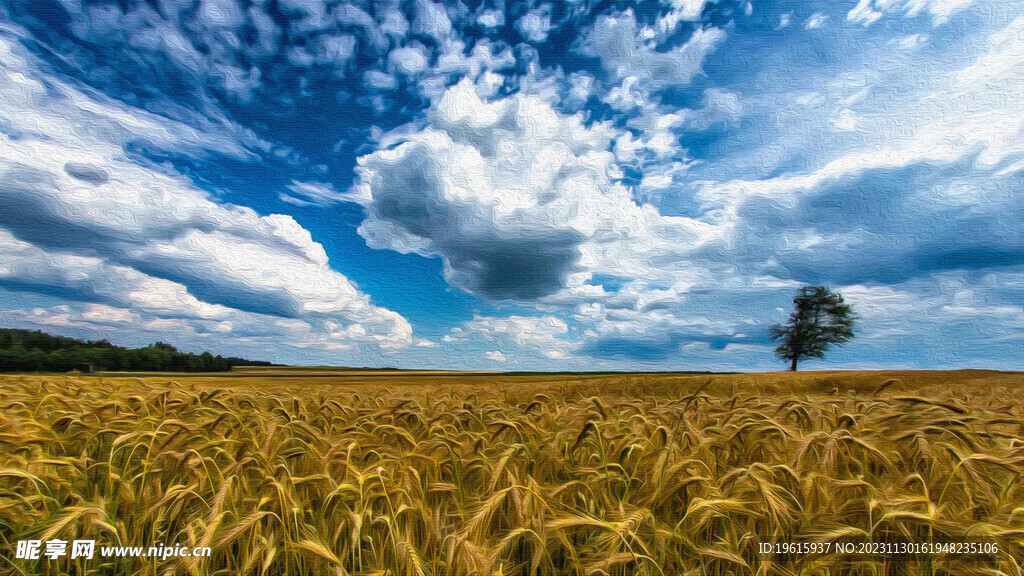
[768,286,856,371]
[0,328,272,373]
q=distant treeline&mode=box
[0,328,272,372]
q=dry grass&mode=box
[1,369,1023,575]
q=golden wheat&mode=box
[1,370,1022,575]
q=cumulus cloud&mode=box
[515,6,555,43]
[477,9,505,30]
[349,78,717,301]
[389,43,430,75]
[0,287,402,364]
[576,10,725,93]
[363,69,398,90]
[315,34,358,68]
[334,4,389,53]
[453,315,577,359]
[412,37,517,102]
[649,0,711,41]
[661,0,710,22]
[411,0,453,42]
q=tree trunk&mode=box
[790,357,798,371]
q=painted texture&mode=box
[0,0,1022,370]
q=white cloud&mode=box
[315,34,358,68]
[0,304,135,331]
[411,37,517,101]
[286,45,316,67]
[79,303,140,325]
[848,0,883,26]
[848,0,976,27]
[376,3,410,40]
[685,87,742,131]
[830,108,860,131]
[247,5,281,56]
[571,277,775,338]
[389,43,429,75]
[10,0,1018,371]
[577,10,725,93]
[277,0,329,26]
[565,71,595,105]
[363,68,398,90]
[196,0,245,29]
[516,7,554,43]
[334,4,389,53]
[432,37,517,79]
[475,70,506,97]
[832,276,1024,362]
[280,180,348,206]
[484,350,507,362]
[927,0,976,25]
[805,13,829,30]
[650,0,710,41]
[892,33,930,50]
[477,9,504,30]
[459,314,576,355]
[345,8,1024,368]
[0,288,414,363]
[412,0,452,42]
[662,0,708,21]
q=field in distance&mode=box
[2,369,1022,575]
[66,365,1024,396]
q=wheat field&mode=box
[1,369,1023,575]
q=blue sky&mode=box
[1,0,1023,370]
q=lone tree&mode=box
[769,285,856,371]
